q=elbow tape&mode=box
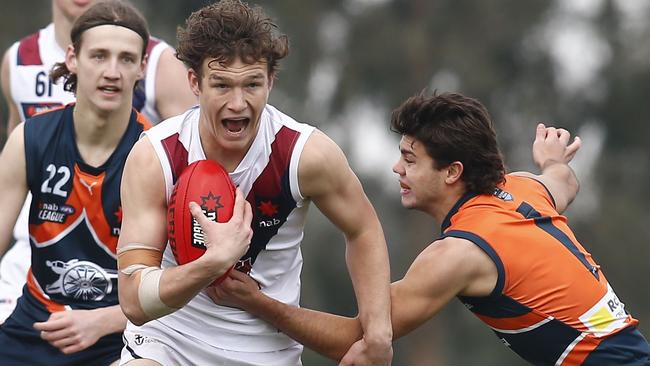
[138,267,179,319]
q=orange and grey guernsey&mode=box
[24,104,150,312]
[0,105,151,366]
[442,174,650,366]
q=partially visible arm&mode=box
[0,123,28,256]
[213,236,497,361]
[298,130,392,363]
[118,138,252,325]
[210,269,363,360]
[511,123,582,213]
[1,49,21,135]
[390,237,497,339]
[152,48,197,119]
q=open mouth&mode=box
[222,117,250,134]
[99,85,121,95]
[399,181,411,195]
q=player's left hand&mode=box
[205,269,262,309]
[339,337,393,366]
[33,309,108,354]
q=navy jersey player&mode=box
[0,0,196,323]
[1,0,196,130]
[0,2,151,365]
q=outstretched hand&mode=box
[532,123,581,170]
[189,187,253,279]
[205,269,262,310]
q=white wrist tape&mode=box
[138,267,179,319]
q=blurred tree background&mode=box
[1,0,649,365]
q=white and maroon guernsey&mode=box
[138,104,315,351]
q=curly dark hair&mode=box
[391,91,506,194]
[50,0,149,93]
[176,0,289,79]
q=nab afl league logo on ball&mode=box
[191,192,224,249]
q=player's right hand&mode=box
[189,188,252,278]
[34,309,107,354]
[532,123,581,170]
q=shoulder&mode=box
[506,172,557,209]
[24,105,67,129]
[1,48,12,95]
[419,236,482,264]
[147,39,174,71]
[146,36,169,55]
[297,129,350,199]
[298,129,351,197]
[413,236,497,297]
[128,136,159,166]
[1,45,13,70]
[265,105,315,133]
[505,172,549,194]
[122,137,167,210]
[2,27,40,68]
[12,29,43,66]
[1,38,19,83]
[301,129,345,166]
[147,108,194,135]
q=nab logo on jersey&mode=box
[21,102,62,118]
[257,199,281,228]
[37,202,75,223]
[112,206,123,236]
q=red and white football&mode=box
[167,160,236,284]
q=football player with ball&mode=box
[116,1,393,365]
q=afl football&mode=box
[167,160,236,284]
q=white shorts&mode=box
[0,198,32,323]
[120,321,303,366]
[0,240,31,323]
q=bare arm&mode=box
[214,236,497,360]
[511,123,582,213]
[0,123,28,256]
[117,138,252,325]
[153,48,197,119]
[211,269,362,360]
[299,131,392,360]
[2,49,21,135]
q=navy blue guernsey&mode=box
[22,105,149,312]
